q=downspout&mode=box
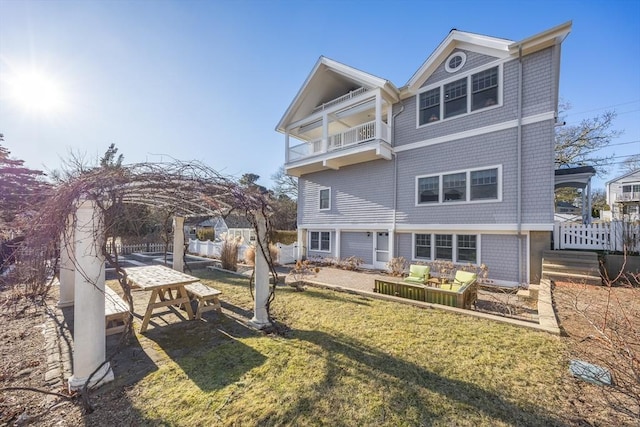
[392,101,405,256]
[517,45,524,286]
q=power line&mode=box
[564,99,640,116]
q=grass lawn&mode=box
[122,269,568,426]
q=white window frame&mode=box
[319,187,331,211]
[309,230,331,253]
[412,232,481,265]
[415,165,502,206]
[445,52,467,73]
[416,62,503,128]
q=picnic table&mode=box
[124,265,200,332]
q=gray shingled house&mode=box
[276,22,572,286]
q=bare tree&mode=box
[619,154,640,174]
[271,165,298,200]
[555,102,622,175]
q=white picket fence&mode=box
[104,239,300,264]
[106,242,173,255]
[187,239,299,265]
[554,221,640,252]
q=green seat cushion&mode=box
[404,265,429,284]
[453,270,477,287]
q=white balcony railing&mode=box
[311,87,369,113]
[288,120,390,162]
[615,192,640,202]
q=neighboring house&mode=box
[276,22,572,286]
[555,201,580,215]
[606,169,640,221]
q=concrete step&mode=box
[516,284,540,300]
[543,270,602,285]
[542,262,600,276]
[542,250,599,262]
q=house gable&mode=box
[276,56,399,133]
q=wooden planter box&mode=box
[373,279,477,309]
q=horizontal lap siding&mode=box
[341,232,373,264]
[298,160,395,226]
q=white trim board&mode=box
[395,111,556,153]
[298,223,553,232]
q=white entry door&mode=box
[374,232,389,269]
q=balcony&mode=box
[311,87,368,114]
[615,192,640,203]
[286,120,392,177]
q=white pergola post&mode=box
[68,198,113,391]
[172,216,185,272]
[58,224,75,308]
[249,213,272,329]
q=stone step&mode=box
[516,283,540,300]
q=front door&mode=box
[374,231,389,269]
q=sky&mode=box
[0,0,638,191]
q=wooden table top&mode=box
[123,265,200,290]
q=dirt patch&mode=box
[553,280,639,426]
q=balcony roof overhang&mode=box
[276,56,399,134]
[286,140,393,177]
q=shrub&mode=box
[244,243,280,266]
[270,230,297,245]
[196,228,215,241]
[287,259,320,291]
[220,235,242,271]
[337,256,363,271]
[387,257,408,276]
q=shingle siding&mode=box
[481,234,521,282]
[298,159,395,226]
[422,49,499,88]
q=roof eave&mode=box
[508,21,572,56]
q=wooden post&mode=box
[68,198,113,391]
[172,216,185,272]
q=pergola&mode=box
[554,166,597,224]
[42,162,274,391]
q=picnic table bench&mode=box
[185,282,222,319]
[105,286,130,336]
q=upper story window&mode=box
[319,188,331,210]
[445,52,467,73]
[417,65,501,127]
[444,78,467,119]
[416,166,501,205]
[419,88,440,124]
[622,184,640,193]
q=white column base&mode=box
[68,362,114,391]
[248,316,272,330]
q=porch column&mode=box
[335,229,341,258]
[322,113,329,152]
[58,224,75,308]
[388,230,395,260]
[172,216,185,272]
[297,228,306,261]
[586,179,592,225]
[375,90,382,139]
[250,213,271,329]
[68,198,113,391]
[285,132,290,163]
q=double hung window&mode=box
[418,65,500,126]
[309,231,330,252]
[413,233,478,263]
